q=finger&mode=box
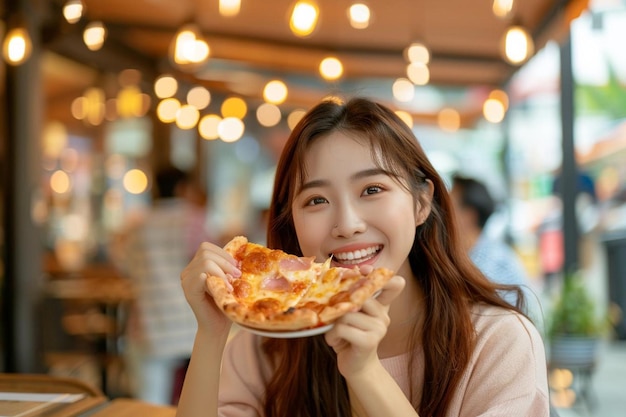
[197,251,241,279]
[338,306,389,330]
[375,275,405,306]
[202,260,235,292]
[324,330,349,350]
[359,264,374,275]
[327,322,383,349]
[196,242,240,270]
[359,298,390,320]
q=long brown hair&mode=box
[263,97,525,417]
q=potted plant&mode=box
[547,272,606,368]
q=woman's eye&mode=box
[362,185,383,196]
[306,196,328,206]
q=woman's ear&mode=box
[415,179,435,226]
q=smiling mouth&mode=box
[330,245,382,265]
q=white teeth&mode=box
[332,245,381,263]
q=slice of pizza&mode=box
[205,236,394,331]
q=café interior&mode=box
[2,0,626,414]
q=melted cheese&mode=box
[233,242,364,314]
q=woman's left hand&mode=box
[324,274,405,378]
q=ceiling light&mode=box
[405,42,430,64]
[492,0,515,19]
[221,97,248,119]
[199,114,222,140]
[287,109,307,130]
[83,21,107,51]
[170,23,210,71]
[263,80,288,104]
[2,27,32,66]
[123,169,148,195]
[348,3,370,29]
[407,62,429,85]
[438,108,461,132]
[176,105,200,129]
[157,98,181,123]
[83,87,105,125]
[289,0,319,37]
[502,24,534,65]
[117,85,143,118]
[187,86,211,110]
[218,117,245,142]
[219,0,241,17]
[42,121,69,159]
[483,98,506,123]
[319,57,343,81]
[71,96,87,120]
[50,170,71,194]
[2,14,32,66]
[63,0,85,24]
[392,78,414,102]
[154,75,178,99]
[256,103,282,127]
[489,89,509,110]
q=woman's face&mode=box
[291,131,431,278]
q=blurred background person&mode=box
[116,166,210,405]
[450,174,544,330]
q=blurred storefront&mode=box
[504,1,626,338]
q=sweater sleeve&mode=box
[456,307,550,417]
[218,330,272,417]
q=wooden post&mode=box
[1,0,45,373]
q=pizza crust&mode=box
[205,236,395,331]
[223,235,248,255]
[318,268,393,323]
[225,304,320,331]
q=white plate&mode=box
[240,323,334,338]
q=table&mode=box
[0,373,106,417]
[87,398,177,417]
[0,395,176,417]
[0,373,176,417]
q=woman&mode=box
[177,97,549,416]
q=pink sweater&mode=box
[218,305,549,416]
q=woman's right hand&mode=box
[180,241,241,335]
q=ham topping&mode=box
[278,256,315,271]
[260,274,292,292]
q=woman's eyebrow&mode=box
[351,168,388,181]
[298,179,329,193]
[299,168,388,193]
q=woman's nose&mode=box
[331,204,366,238]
